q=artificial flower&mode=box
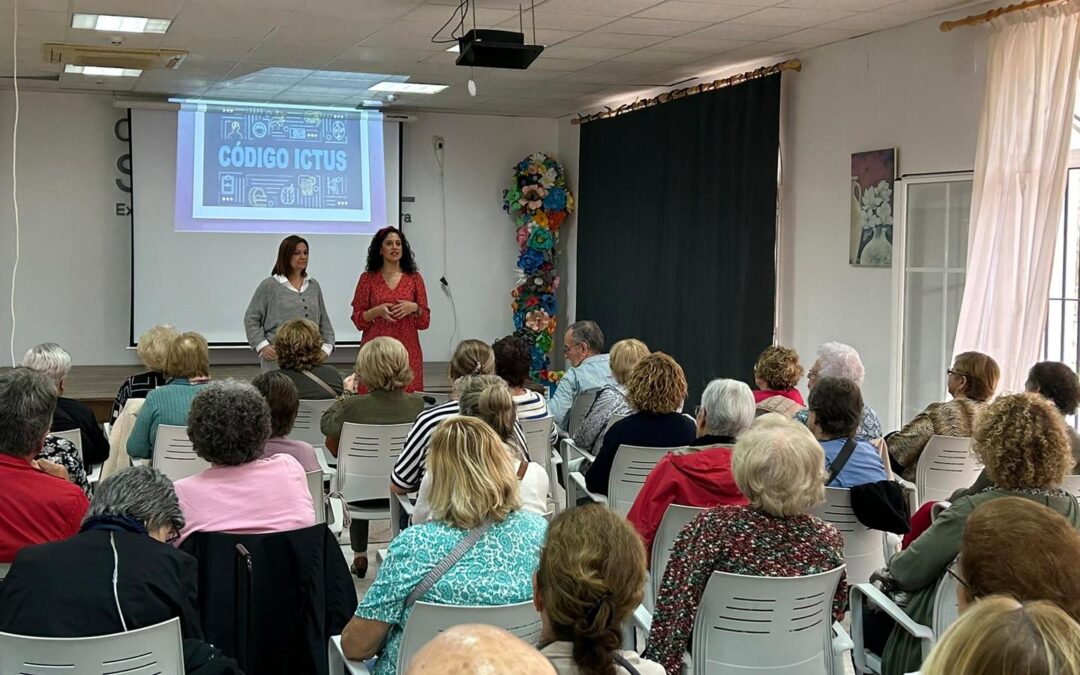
[540,167,557,188]
[518,248,544,273]
[528,228,554,250]
[547,211,566,229]
[525,309,551,332]
[543,187,567,211]
[504,184,522,207]
[552,275,561,291]
[516,226,529,246]
[525,296,539,307]
[536,330,553,352]
[532,351,548,371]
[533,211,549,228]
[520,184,548,211]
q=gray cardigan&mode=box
[244,276,335,352]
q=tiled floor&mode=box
[339,519,391,600]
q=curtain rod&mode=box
[570,58,801,126]
[940,0,1066,31]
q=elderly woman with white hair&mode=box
[642,416,847,674]
[22,342,110,468]
[626,378,755,556]
[794,341,883,442]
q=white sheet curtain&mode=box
[952,3,1080,394]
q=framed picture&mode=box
[850,148,896,267]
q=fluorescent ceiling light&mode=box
[65,64,143,77]
[446,44,460,53]
[71,13,172,34]
[369,81,448,94]
[359,99,385,107]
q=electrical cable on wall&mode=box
[432,135,458,353]
[9,0,20,367]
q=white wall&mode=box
[779,7,990,427]
[0,90,559,365]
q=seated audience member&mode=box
[173,380,314,545]
[807,377,889,487]
[340,417,546,674]
[407,625,557,675]
[549,321,617,429]
[642,416,846,674]
[494,334,550,420]
[0,369,90,563]
[110,324,179,423]
[21,342,109,467]
[0,466,199,638]
[573,338,649,455]
[888,351,998,481]
[536,504,665,675]
[919,597,1080,675]
[584,352,696,496]
[795,342,883,442]
[127,332,211,460]
[956,497,1080,620]
[37,434,91,496]
[752,345,806,417]
[879,393,1079,675]
[251,371,320,472]
[413,375,548,523]
[627,378,754,555]
[275,318,344,399]
[390,339,527,495]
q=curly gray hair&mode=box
[20,343,72,385]
[87,466,185,532]
[187,379,271,466]
[815,342,866,387]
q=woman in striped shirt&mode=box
[493,335,549,420]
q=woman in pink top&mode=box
[251,371,321,472]
[173,380,314,545]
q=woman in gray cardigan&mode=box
[244,235,335,370]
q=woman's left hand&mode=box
[390,301,418,319]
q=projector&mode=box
[455,29,544,70]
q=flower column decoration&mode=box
[503,152,575,393]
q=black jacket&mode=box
[180,525,356,675]
[53,397,111,467]
[0,530,202,639]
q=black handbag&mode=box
[827,438,911,534]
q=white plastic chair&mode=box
[1061,474,1080,499]
[290,398,336,448]
[152,424,209,481]
[0,562,10,579]
[334,422,412,530]
[520,415,554,472]
[910,436,980,507]
[0,617,184,674]
[647,504,706,610]
[307,469,344,537]
[569,444,685,517]
[811,488,888,586]
[565,388,602,436]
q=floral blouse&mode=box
[642,505,846,674]
[39,436,92,497]
[572,385,631,454]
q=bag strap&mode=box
[405,520,494,608]
[612,652,642,675]
[300,369,338,397]
[826,438,858,486]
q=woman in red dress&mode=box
[350,227,430,392]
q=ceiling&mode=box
[0,0,980,118]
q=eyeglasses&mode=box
[946,564,969,590]
[947,369,967,378]
[165,528,180,545]
[563,342,580,355]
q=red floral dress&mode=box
[350,271,430,392]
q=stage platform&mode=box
[65,362,452,423]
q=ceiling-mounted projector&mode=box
[455,29,543,70]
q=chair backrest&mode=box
[336,422,412,502]
[290,398,336,448]
[649,504,706,608]
[608,445,685,517]
[916,436,980,505]
[933,561,961,636]
[306,470,325,525]
[1061,474,1080,499]
[0,562,10,579]
[691,567,845,675]
[520,416,553,470]
[566,388,602,436]
[397,601,542,673]
[0,617,184,675]
[152,425,209,481]
[810,488,887,586]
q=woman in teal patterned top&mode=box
[127,333,211,460]
[340,416,547,674]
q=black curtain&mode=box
[577,74,781,406]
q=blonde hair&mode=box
[427,416,521,529]
[538,505,647,675]
[626,352,687,414]
[274,319,326,371]
[137,325,180,372]
[164,332,210,380]
[732,416,825,516]
[609,339,649,386]
[921,596,1080,675]
[455,374,520,457]
[355,337,412,391]
[449,339,495,382]
[974,393,1072,490]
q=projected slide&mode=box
[174,101,387,235]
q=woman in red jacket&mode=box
[350,227,430,392]
[627,378,755,557]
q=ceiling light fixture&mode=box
[369,81,448,94]
[64,64,143,77]
[71,13,172,34]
